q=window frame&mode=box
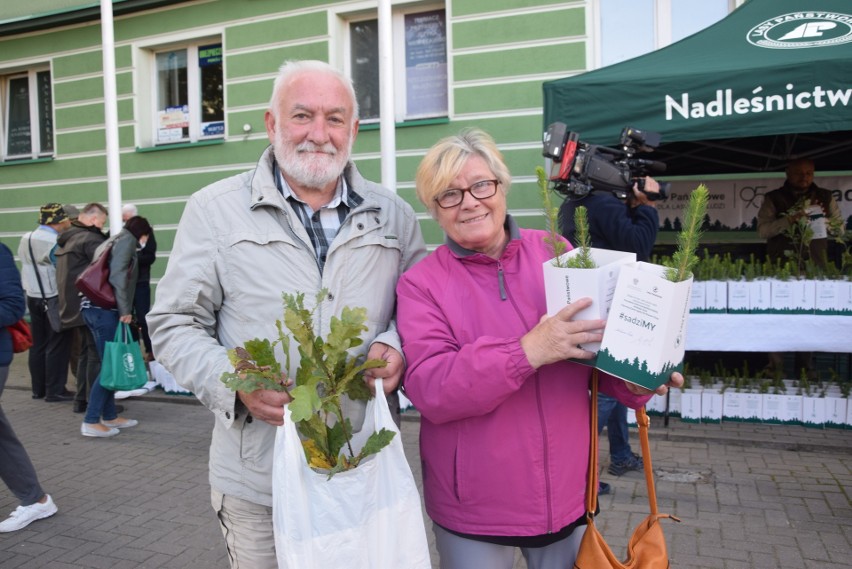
[590,0,743,69]
[340,2,448,124]
[1,66,54,162]
[134,32,224,148]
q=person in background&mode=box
[17,203,74,403]
[0,240,58,533]
[396,128,683,568]
[79,216,150,438]
[147,59,427,568]
[55,203,109,414]
[60,204,82,389]
[558,175,663,493]
[757,158,844,378]
[122,204,156,360]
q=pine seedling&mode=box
[564,205,596,269]
[537,166,568,267]
[665,184,709,282]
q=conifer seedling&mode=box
[665,184,709,282]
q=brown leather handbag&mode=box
[574,371,679,569]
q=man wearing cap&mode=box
[18,204,74,402]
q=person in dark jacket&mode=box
[55,203,108,413]
[0,241,59,532]
[79,216,151,438]
[558,176,663,494]
[122,204,156,359]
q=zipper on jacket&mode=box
[497,262,507,300]
[498,257,553,532]
[536,379,553,533]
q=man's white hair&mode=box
[268,60,359,121]
[122,203,138,217]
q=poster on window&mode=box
[158,105,189,143]
[658,176,852,233]
[404,10,447,118]
[6,77,32,156]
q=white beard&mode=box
[273,135,351,190]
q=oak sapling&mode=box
[221,290,395,479]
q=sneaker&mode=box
[0,495,58,532]
[101,417,138,429]
[81,422,120,438]
[598,481,611,496]
[608,453,644,476]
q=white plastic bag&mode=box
[272,379,431,569]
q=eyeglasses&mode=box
[434,179,500,209]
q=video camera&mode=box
[542,122,669,201]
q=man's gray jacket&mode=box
[148,146,427,507]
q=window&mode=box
[598,0,735,67]
[347,7,448,122]
[1,68,53,161]
[152,41,223,144]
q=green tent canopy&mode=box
[542,0,852,175]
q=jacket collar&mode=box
[251,146,365,211]
[445,214,521,261]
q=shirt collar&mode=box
[273,161,349,209]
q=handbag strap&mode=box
[26,235,49,300]
[586,370,659,517]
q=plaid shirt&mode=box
[274,163,363,274]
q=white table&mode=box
[685,314,852,353]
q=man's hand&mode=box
[237,389,291,426]
[622,371,685,396]
[364,342,404,394]
[631,177,660,208]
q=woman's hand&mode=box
[520,298,604,369]
[622,371,685,396]
[119,314,133,324]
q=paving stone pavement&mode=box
[1,355,850,569]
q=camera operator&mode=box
[558,176,661,262]
[557,177,661,496]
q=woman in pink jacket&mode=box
[396,128,683,569]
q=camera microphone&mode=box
[631,158,667,174]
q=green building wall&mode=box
[0,0,588,287]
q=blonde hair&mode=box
[415,128,511,217]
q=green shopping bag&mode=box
[100,323,148,391]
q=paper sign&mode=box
[596,262,692,390]
[542,248,635,355]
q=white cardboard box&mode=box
[689,281,706,312]
[770,280,795,313]
[542,248,635,354]
[748,280,772,313]
[825,396,848,428]
[801,396,826,428]
[701,390,723,423]
[815,280,841,314]
[596,262,693,390]
[722,391,762,422]
[704,280,728,313]
[727,280,750,313]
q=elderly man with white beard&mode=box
[147,59,427,568]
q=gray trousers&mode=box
[434,523,587,569]
[0,365,45,507]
